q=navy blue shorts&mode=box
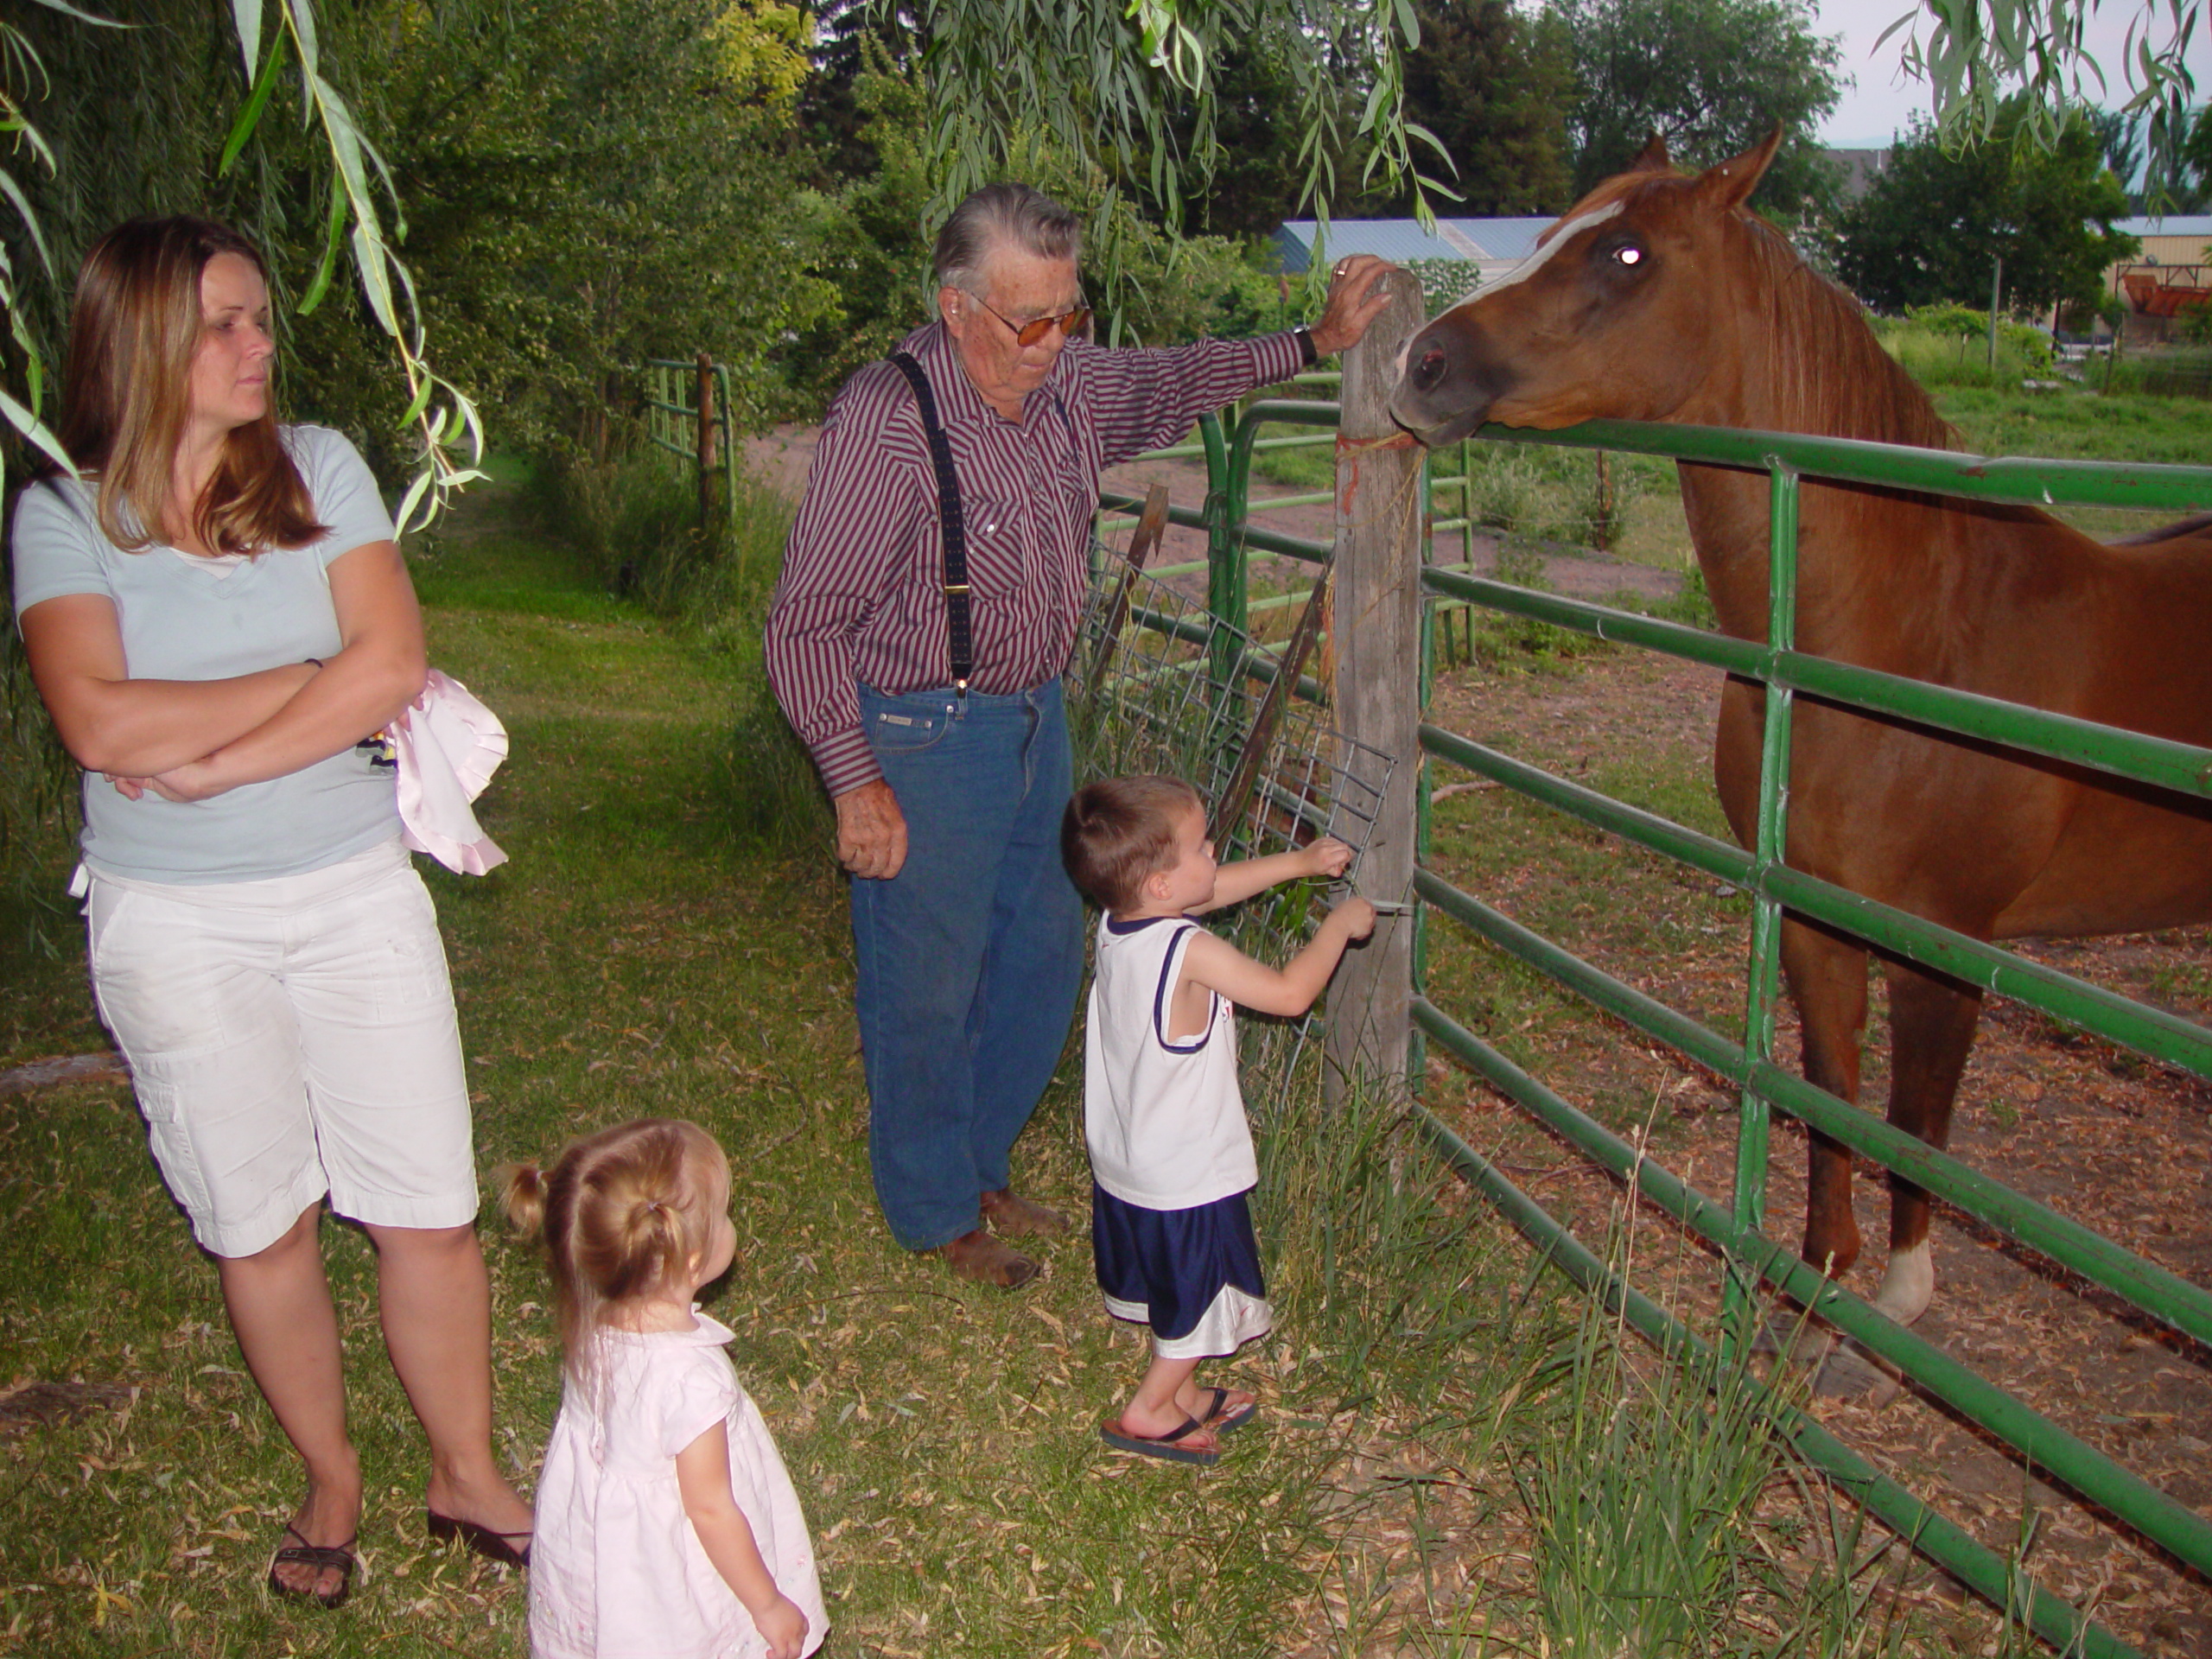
[1092,1183,1267,1342]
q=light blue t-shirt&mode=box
[10,424,404,883]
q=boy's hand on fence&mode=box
[836,779,908,880]
[1331,896,1377,941]
[1303,836,1353,880]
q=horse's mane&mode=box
[1728,207,1958,451]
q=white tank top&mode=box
[1084,915,1256,1211]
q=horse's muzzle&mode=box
[1389,319,1510,447]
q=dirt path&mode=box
[1424,647,2212,1656]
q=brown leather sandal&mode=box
[266,1523,357,1608]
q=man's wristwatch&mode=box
[1293,323,1319,366]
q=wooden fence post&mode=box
[1325,268,1428,1107]
[695,351,719,531]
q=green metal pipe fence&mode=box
[1095,390,2212,1657]
[643,354,737,522]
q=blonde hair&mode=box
[501,1118,728,1380]
[1061,773,1205,912]
[56,215,326,556]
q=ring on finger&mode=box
[1332,258,1351,277]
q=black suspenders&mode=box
[885,350,973,694]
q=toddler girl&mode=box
[505,1118,827,1658]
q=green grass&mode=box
[0,463,2087,1657]
[0,474,1553,1657]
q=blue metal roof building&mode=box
[1273,218,1557,283]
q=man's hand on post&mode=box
[835,779,908,880]
[1308,254,1401,359]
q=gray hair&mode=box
[933,184,1083,296]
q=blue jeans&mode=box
[850,679,1084,1250]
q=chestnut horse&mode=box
[1391,130,2212,1388]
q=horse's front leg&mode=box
[1869,959,1984,1326]
[1781,916,1870,1281]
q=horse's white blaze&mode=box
[1437,201,1625,319]
[1870,1241,1936,1325]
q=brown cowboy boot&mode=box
[938,1228,1039,1289]
[980,1187,1071,1239]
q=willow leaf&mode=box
[218,35,285,178]
[351,224,400,336]
[22,0,124,26]
[393,468,435,537]
[295,187,346,315]
[0,168,52,278]
[231,0,260,79]
[0,386,76,479]
[395,369,434,430]
[282,0,318,85]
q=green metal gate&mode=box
[1100,396,2212,1658]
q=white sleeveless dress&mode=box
[531,1310,827,1658]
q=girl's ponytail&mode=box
[512,1118,727,1381]
[499,1162,550,1238]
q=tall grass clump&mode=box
[1257,1075,1561,1430]
[531,440,830,858]
[532,442,776,620]
[1872,307,2056,388]
[2101,346,2212,401]
[1519,1277,1805,1656]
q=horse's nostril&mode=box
[1414,346,1446,391]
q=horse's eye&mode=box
[1615,245,1643,267]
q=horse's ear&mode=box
[1630,133,1671,173]
[1694,125,1785,212]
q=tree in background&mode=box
[1835,104,2137,315]
[368,0,837,457]
[2088,105,2145,208]
[796,0,921,188]
[779,35,937,397]
[1182,39,1313,238]
[1556,0,1844,219]
[2183,105,2212,209]
[1375,0,1574,216]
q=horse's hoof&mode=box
[1813,1338,1902,1405]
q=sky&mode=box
[1812,0,2212,147]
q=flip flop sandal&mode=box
[267,1523,357,1609]
[1198,1385,1259,1435]
[1099,1414,1219,1466]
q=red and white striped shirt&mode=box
[765,320,1306,797]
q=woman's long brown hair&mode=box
[56,215,326,556]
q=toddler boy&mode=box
[1060,774,1375,1465]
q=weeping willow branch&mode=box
[904,0,1450,334]
[1884,0,2201,194]
[222,0,485,531]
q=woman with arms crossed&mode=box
[10,216,531,1606]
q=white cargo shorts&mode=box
[84,837,480,1257]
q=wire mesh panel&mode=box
[1067,538,1394,1099]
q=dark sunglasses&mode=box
[967,293,1092,347]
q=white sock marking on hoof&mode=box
[1870,1241,1934,1326]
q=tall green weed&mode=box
[527,442,830,857]
[1873,311,2057,386]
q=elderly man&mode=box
[766,182,1394,1287]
